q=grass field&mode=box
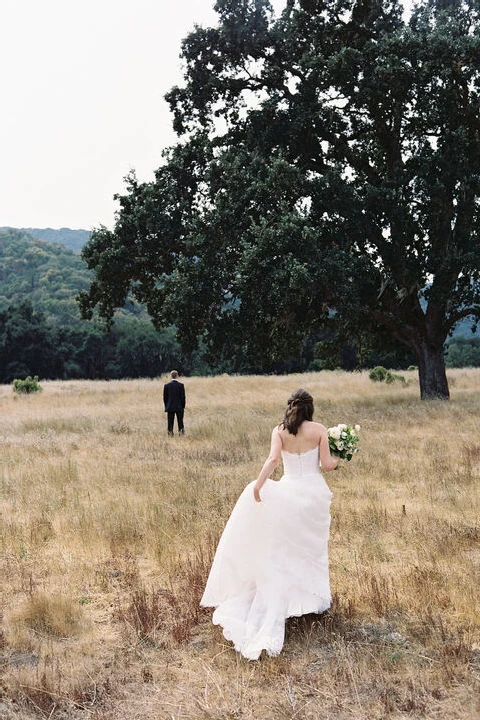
[1,369,479,719]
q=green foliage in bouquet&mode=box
[13,376,43,394]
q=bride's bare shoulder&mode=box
[272,425,285,440]
[305,421,327,435]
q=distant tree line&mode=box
[1,299,477,384]
[0,228,197,380]
[0,301,196,382]
[0,228,477,383]
[444,337,480,369]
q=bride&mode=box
[200,388,339,660]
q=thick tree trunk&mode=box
[415,340,450,400]
[374,295,451,400]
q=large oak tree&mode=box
[80,0,480,398]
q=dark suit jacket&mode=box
[163,379,186,412]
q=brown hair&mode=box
[280,389,314,435]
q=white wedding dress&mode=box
[200,446,333,660]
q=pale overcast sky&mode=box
[1,1,414,233]
[0,0,287,231]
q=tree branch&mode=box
[448,305,480,326]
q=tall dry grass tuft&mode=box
[114,532,218,647]
[9,593,86,640]
[1,369,479,718]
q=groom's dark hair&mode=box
[281,389,314,435]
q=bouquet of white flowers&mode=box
[327,424,360,461]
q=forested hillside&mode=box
[0,229,192,382]
[0,228,92,324]
[0,226,90,253]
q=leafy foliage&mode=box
[369,365,406,383]
[445,337,480,368]
[0,300,194,383]
[385,371,406,384]
[0,228,92,324]
[369,366,388,382]
[80,0,480,398]
[13,375,43,394]
[0,229,193,381]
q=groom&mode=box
[163,370,186,436]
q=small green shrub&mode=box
[13,375,43,394]
[369,366,388,382]
[407,365,418,371]
[370,367,406,385]
[308,359,325,372]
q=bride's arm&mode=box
[318,424,339,471]
[253,427,282,503]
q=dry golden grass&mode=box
[1,369,479,719]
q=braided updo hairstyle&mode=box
[281,389,314,435]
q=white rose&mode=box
[329,427,341,439]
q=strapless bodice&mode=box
[281,446,321,477]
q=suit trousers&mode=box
[167,410,184,434]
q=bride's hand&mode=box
[253,485,262,503]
